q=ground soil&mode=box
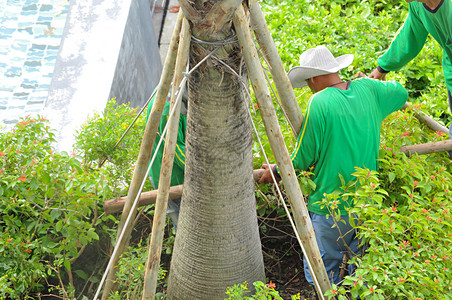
[258,214,317,300]
[136,209,317,300]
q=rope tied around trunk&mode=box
[191,35,238,46]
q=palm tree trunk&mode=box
[167,3,265,295]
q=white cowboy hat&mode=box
[288,45,354,88]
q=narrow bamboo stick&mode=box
[249,0,303,136]
[402,102,449,135]
[141,17,191,300]
[400,140,452,156]
[233,4,331,298]
[103,169,265,214]
[100,12,184,299]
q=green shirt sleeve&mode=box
[377,4,429,72]
[374,79,409,118]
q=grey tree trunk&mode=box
[167,3,265,297]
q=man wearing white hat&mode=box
[259,45,408,288]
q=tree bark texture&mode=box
[167,2,265,297]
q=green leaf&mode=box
[55,220,63,232]
[29,176,39,190]
[41,172,50,185]
[50,209,61,220]
[63,259,71,272]
[388,172,395,183]
[74,269,88,280]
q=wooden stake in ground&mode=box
[141,16,191,300]
[400,140,452,156]
[100,12,184,300]
[249,0,303,136]
[402,102,449,135]
[233,4,331,298]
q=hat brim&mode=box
[288,54,354,88]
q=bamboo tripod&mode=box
[97,1,331,299]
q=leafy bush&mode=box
[0,116,101,298]
[0,99,156,298]
[257,1,452,299]
[107,239,168,300]
[225,281,302,300]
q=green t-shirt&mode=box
[290,78,407,215]
[146,95,187,188]
[378,0,452,90]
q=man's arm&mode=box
[370,5,429,78]
[376,80,409,117]
[257,164,280,184]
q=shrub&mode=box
[0,116,100,298]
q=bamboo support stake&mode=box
[100,12,184,299]
[233,5,331,298]
[248,0,303,136]
[400,140,452,156]
[141,17,191,300]
[103,169,265,214]
[402,103,449,135]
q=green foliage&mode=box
[0,116,101,298]
[75,99,149,191]
[107,240,168,300]
[0,99,153,298]
[256,0,452,298]
[225,281,296,300]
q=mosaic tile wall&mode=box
[0,0,69,126]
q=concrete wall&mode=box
[109,0,162,108]
[43,0,162,152]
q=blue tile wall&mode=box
[0,0,69,126]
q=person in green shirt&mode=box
[258,45,408,288]
[369,0,452,156]
[146,87,187,230]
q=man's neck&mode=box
[422,0,442,10]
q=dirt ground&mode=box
[152,212,317,300]
[259,214,317,300]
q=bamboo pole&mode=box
[402,103,449,135]
[141,17,191,300]
[100,12,184,299]
[400,140,452,156]
[103,169,265,214]
[233,4,331,298]
[248,0,303,137]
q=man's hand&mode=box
[369,68,387,80]
[258,164,280,184]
